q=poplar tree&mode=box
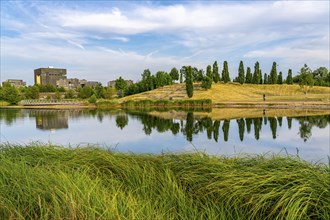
[206,65,213,80]
[278,71,283,84]
[213,61,220,83]
[269,62,278,84]
[264,73,268,84]
[222,61,230,83]
[238,60,245,84]
[245,67,252,83]
[286,69,293,84]
[253,61,260,84]
[185,66,193,98]
[259,69,263,84]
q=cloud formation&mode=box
[1,1,329,84]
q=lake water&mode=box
[0,109,329,163]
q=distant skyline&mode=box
[1,0,329,85]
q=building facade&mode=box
[107,80,133,88]
[34,67,67,86]
[56,78,80,90]
[3,79,26,87]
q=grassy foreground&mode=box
[1,145,329,219]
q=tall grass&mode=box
[1,144,329,219]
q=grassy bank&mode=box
[1,145,329,219]
[120,83,330,105]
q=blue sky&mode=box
[1,0,329,85]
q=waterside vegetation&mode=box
[1,145,329,219]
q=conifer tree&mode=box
[245,67,252,83]
[185,66,193,98]
[264,73,268,84]
[213,61,220,83]
[222,61,230,83]
[286,69,293,84]
[206,65,213,80]
[253,61,260,84]
[269,62,278,84]
[259,69,263,84]
[238,60,245,84]
[278,71,283,84]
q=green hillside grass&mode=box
[120,83,330,104]
[1,145,329,219]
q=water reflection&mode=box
[0,109,329,143]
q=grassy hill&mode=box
[120,83,330,105]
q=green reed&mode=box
[0,144,329,219]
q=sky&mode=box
[1,0,329,86]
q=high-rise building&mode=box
[34,66,67,86]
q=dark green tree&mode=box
[238,60,245,84]
[245,118,252,133]
[78,86,94,99]
[185,66,194,98]
[259,69,263,84]
[245,67,252,83]
[185,112,194,142]
[253,118,262,140]
[222,61,230,83]
[201,76,212,90]
[253,61,260,84]
[286,69,293,85]
[312,67,329,86]
[269,62,278,84]
[213,61,220,83]
[169,67,179,82]
[278,72,283,84]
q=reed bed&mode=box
[1,144,329,219]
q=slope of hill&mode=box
[120,83,330,106]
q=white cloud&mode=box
[1,1,329,83]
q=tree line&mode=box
[115,61,329,98]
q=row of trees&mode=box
[115,61,328,99]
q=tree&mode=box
[253,61,260,84]
[263,73,268,84]
[269,62,278,84]
[116,114,128,130]
[88,94,97,104]
[206,65,213,81]
[94,83,104,99]
[245,67,252,83]
[169,67,179,82]
[78,86,94,99]
[25,85,40,99]
[286,69,293,85]
[299,64,314,94]
[185,66,194,98]
[269,117,277,139]
[213,120,220,142]
[1,82,21,104]
[312,67,329,86]
[180,66,186,83]
[238,60,245,84]
[65,90,75,99]
[213,61,220,83]
[115,77,128,97]
[201,76,212,90]
[278,71,283,84]
[222,61,230,83]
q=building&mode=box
[79,79,101,88]
[3,79,26,87]
[56,78,80,90]
[107,79,133,88]
[34,66,67,86]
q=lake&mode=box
[0,108,329,163]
